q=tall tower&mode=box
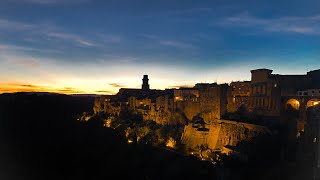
[142,75,150,90]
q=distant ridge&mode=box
[0,92,101,97]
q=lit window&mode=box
[314,137,317,143]
[274,84,277,87]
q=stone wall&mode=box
[176,101,200,120]
[181,119,270,151]
[199,84,229,120]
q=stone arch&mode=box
[306,98,320,108]
[285,98,300,110]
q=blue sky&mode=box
[0,0,319,94]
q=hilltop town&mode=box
[91,68,320,171]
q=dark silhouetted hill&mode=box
[0,93,216,180]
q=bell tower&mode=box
[142,75,150,90]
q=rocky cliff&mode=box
[181,119,270,151]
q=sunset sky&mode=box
[0,0,320,94]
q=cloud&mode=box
[169,8,212,15]
[0,18,33,30]
[0,83,88,94]
[220,13,320,35]
[55,87,85,94]
[46,32,98,47]
[0,18,101,48]
[95,33,122,43]
[0,83,47,93]
[159,40,196,49]
[141,34,159,40]
[9,0,90,4]
[95,90,113,94]
[168,85,194,89]
[142,34,196,49]
[140,7,213,20]
[109,83,125,88]
[10,58,40,68]
[19,84,39,88]
[6,83,41,88]
[0,44,61,54]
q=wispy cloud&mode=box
[140,7,212,20]
[95,90,113,94]
[141,34,159,39]
[168,84,194,89]
[95,33,122,43]
[0,44,61,54]
[46,32,98,47]
[0,17,104,48]
[0,18,33,30]
[0,83,47,93]
[159,40,196,49]
[7,83,41,88]
[10,58,40,68]
[11,0,90,4]
[159,7,212,18]
[56,87,85,94]
[0,53,41,68]
[220,13,320,35]
[109,83,125,88]
[142,34,196,49]
[0,83,87,94]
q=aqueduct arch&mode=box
[307,98,320,108]
[285,98,300,110]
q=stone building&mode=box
[231,81,251,97]
[226,68,320,118]
[142,74,150,91]
[228,81,251,113]
[173,88,199,102]
[173,88,200,120]
[94,75,184,125]
[245,68,283,116]
[297,89,320,97]
[93,69,320,159]
[172,84,230,122]
[198,83,229,121]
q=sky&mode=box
[0,0,320,94]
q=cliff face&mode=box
[176,101,200,120]
[181,119,270,151]
[137,108,187,125]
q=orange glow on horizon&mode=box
[0,82,117,95]
[0,76,204,95]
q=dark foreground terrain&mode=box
[0,92,315,180]
[0,93,216,180]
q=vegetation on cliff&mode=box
[81,109,185,151]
